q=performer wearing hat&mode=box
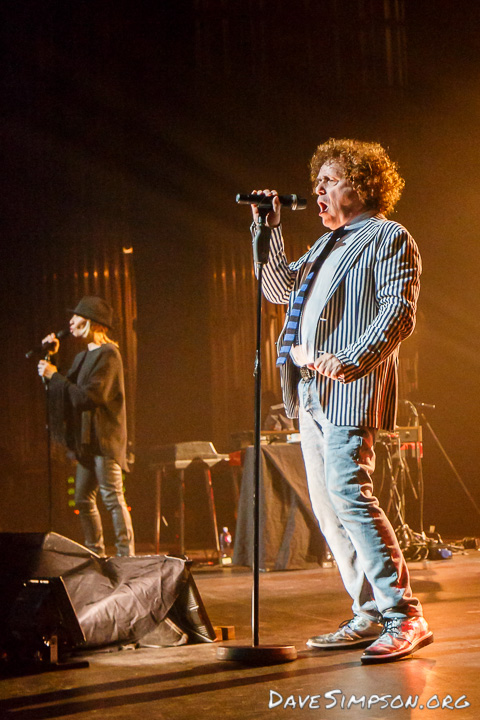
[38,296,135,557]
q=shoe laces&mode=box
[383,618,404,636]
[340,616,372,632]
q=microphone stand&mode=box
[396,400,480,559]
[43,350,55,532]
[217,210,297,665]
[419,409,480,520]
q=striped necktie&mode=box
[276,227,344,366]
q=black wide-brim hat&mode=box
[68,296,114,329]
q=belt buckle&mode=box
[300,366,314,380]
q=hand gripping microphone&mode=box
[25,328,70,359]
[236,193,307,210]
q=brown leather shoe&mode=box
[361,616,433,664]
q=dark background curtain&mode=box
[1,0,479,545]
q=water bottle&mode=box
[219,526,233,564]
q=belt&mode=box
[299,366,316,380]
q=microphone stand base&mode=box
[216,644,297,666]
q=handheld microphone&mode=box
[236,193,307,210]
[25,328,70,359]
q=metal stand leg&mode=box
[204,466,221,562]
[379,436,429,561]
[179,469,185,557]
[420,412,480,519]
[155,465,164,555]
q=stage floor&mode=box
[1,549,479,720]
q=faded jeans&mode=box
[75,455,135,557]
[298,378,422,620]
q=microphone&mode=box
[25,328,70,359]
[403,400,436,410]
[236,193,307,210]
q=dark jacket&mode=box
[48,343,128,471]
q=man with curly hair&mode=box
[249,138,432,664]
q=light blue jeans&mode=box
[298,378,422,620]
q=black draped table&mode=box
[233,443,327,571]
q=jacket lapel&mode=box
[295,231,336,287]
[322,214,384,308]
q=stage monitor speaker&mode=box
[165,569,215,644]
[0,533,216,655]
[139,570,216,647]
[2,576,86,670]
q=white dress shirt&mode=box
[291,211,375,367]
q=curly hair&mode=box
[309,138,405,216]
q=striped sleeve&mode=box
[336,224,421,383]
[251,222,313,305]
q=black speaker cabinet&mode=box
[3,576,85,667]
[0,532,215,669]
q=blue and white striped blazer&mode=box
[259,214,422,430]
